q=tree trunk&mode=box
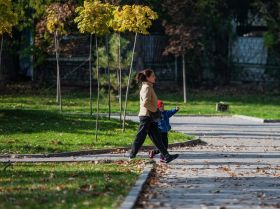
[54,31,62,112]
[95,36,100,141]
[55,33,59,103]
[106,35,111,119]
[89,34,93,115]
[118,33,122,124]
[122,32,137,132]
[182,54,187,103]
[174,55,178,82]
[0,35,3,82]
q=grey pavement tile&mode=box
[136,116,280,209]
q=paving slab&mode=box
[136,116,280,209]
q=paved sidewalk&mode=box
[135,116,280,209]
[2,116,280,209]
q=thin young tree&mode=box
[105,35,111,119]
[161,0,203,103]
[75,0,115,141]
[46,2,75,112]
[118,32,122,122]
[112,5,158,132]
[0,0,17,83]
[111,6,125,124]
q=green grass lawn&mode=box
[0,161,143,209]
[1,89,279,154]
[163,91,280,119]
[1,90,279,118]
[0,108,192,154]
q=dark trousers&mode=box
[161,133,168,149]
[131,116,169,158]
[154,133,168,156]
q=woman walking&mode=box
[129,69,179,163]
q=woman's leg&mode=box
[130,116,150,157]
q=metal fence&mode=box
[230,36,279,85]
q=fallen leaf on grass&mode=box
[79,184,93,192]
[49,173,55,179]
[82,201,91,206]
[6,140,16,144]
[55,185,65,191]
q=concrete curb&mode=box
[233,115,280,123]
[263,119,280,123]
[119,162,154,209]
[0,137,203,159]
[177,114,280,123]
[175,114,230,117]
[125,114,280,123]
[233,115,264,123]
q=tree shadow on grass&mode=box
[0,109,138,135]
[0,109,138,153]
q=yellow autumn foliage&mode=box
[0,0,17,36]
[75,0,115,36]
[46,2,74,35]
[111,5,158,34]
[75,1,158,35]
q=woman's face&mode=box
[147,73,156,84]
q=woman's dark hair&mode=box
[135,68,154,84]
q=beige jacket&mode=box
[138,82,158,116]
